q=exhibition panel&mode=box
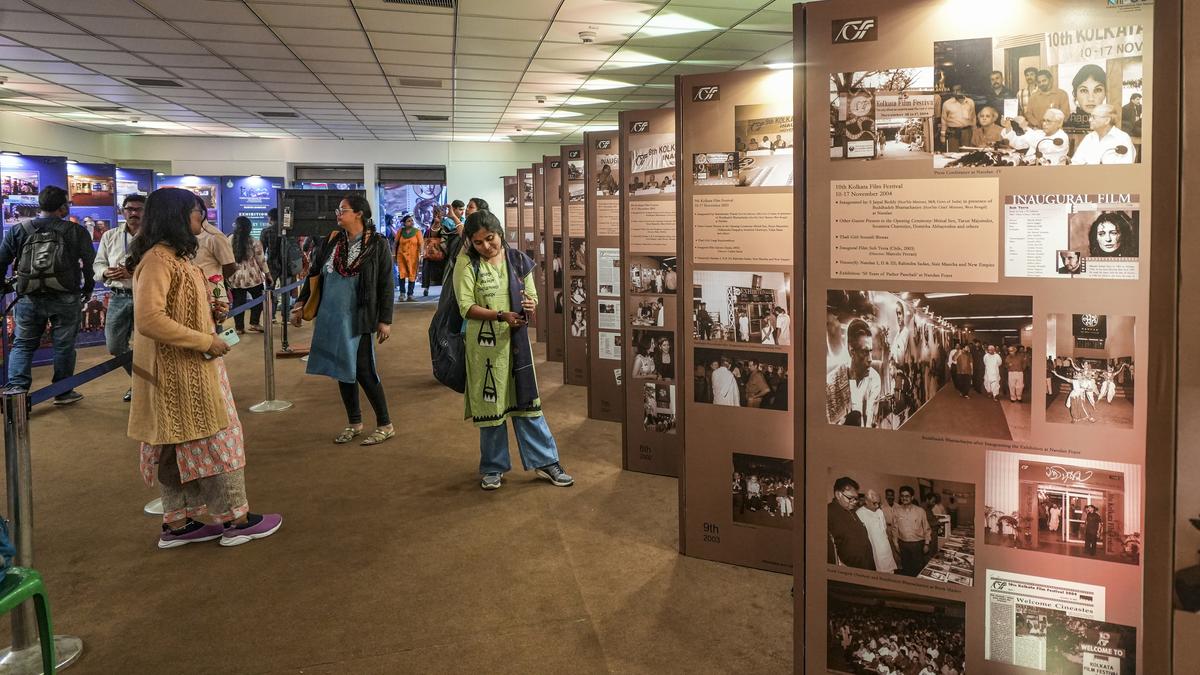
[156,175,220,226]
[114,168,154,228]
[799,1,1165,673]
[677,70,796,572]
[619,107,680,477]
[543,155,566,364]
[584,129,624,423]
[517,168,538,337]
[503,176,518,245]
[220,176,283,238]
[532,163,548,344]
[561,145,588,386]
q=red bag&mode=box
[423,235,446,261]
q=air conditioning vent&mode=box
[126,77,183,88]
[383,0,454,7]
[395,77,443,89]
[415,114,449,122]
[81,106,128,112]
[257,111,300,118]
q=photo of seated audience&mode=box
[732,453,793,529]
[827,581,966,675]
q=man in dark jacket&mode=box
[828,476,876,570]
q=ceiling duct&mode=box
[395,77,444,89]
[415,114,449,122]
[257,111,300,118]
[125,77,183,88]
[382,0,455,7]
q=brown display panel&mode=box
[502,175,517,245]
[561,145,588,386]
[800,2,1160,673]
[619,108,680,476]
[585,130,624,422]
[677,70,796,573]
[543,155,565,363]
[516,167,538,338]
[531,163,548,343]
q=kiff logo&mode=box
[631,120,649,133]
[597,139,612,149]
[833,17,877,43]
[692,86,720,102]
[568,150,580,159]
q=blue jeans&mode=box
[104,291,134,375]
[7,293,81,391]
[479,415,560,475]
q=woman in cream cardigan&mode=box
[126,187,281,549]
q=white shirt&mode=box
[775,313,791,345]
[1072,125,1136,165]
[711,366,740,406]
[93,224,136,290]
[1001,127,1069,165]
[983,352,1003,380]
[857,507,898,573]
[849,368,881,427]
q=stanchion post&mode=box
[249,286,293,413]
[1,390,83,672]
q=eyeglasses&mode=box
[190,207,204,215]
[333,208,351,216]
[123,206,144,213]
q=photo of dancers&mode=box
[1045,313,1135,428]
[631,330,674,380]
[732,453,793,529]
[826,469,976,587]
[694,347,788,411]
[826,290,1033,440]
[641,383,676,434]
[692,270,791,345]
[827,581,966,675]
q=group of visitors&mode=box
[828,477,951,578]
[693,354,789,410]
[947,341,1031,402]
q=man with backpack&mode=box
[0,186,97,403]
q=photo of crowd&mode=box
[829,68,937,161]
[932,24,1144,168]
[630,329,674,381]
[1045,313,1135,428]
[827,581,966,675]
[567,159,584,181]
[732,453,793,529]
[692,270,791,345]
[827,470,976,588]
[642,383,676,434]
[693,347,788,411]
[2,170,39,196]
[627,133,675,197]
[628,255,677,294]
[1011,609,1136,674]
[826,290,1033,441]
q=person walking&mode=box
[125,187,281,548]
[292,195,396,446]
[420,205,450,296]
[453,210,573,490]
[94,193,144,402]
[226,216,270,334]
[394,213,422,302]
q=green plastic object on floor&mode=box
[0,567,56,674]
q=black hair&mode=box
[899,485,915,496]
[267,207,278,223]
[833,476,859,493]
[124,187,200,272]
[1071,63,1107,96]
[451,199,465,209]
[340,193,374,232]
[232,215,253,263]
[122,193,147,208]
[991,70,1003,77]
[1088,211,1137,257]
[468,197,490,212]
[1036,69,1053,80]
[1023,66,1038,76]
[462,210,505,261]
[847,318,872,344]
[38,185,68,212]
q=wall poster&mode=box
[517,167,538,338]
[678,68,796,573]
[585,130,623,422]
[561,145,588,386]
[115,167,154,229]
[800,1,1158,673]
[542,155,565,363]
[156,175,219,226]
[502,175,518,245]
[620,107,680,477]
[220,175,283,238]
[531,163,548,343]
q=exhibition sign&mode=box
[585,129,624,423]
[543,155,565,364]
[532,163,548,343]
[376,182,444,238]
[677,70,796,571]
[620,108,679,476]
[66,162,117,353]
[503,175,518,245]
[517,167,538,337]
[561,145,588,386]
[800,1,1159,673]
[115,167,153,228]
[156,175,220,228]
[220,175,283,237]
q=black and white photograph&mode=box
[826,290,1034,441]
[1006,194,1139,280]
[1005,608,1136,674]
[693,270,791,345]
[631,297,666,327]
[597,299,620,330]
[569,306,587,338]
[567,182,585,203]
[984,451,1142,565]
[595,154,619,196]
[567,159,584,181]
[521,175,533,204]
[628,255,677,295]
[630,329,674,381]
[933,25,1144,168]
[692,151,737,184]
[552,238,563,288]
[826,469,975,587]
[1046,313,1135,428]
[641,382,676,434]
[694,347,788,411]
[732,453,793,529]
[627,133,675,197]
[827,581,966,675]
[570,238,586,272]
[731,104,793,187]
[829,68,937,161]
[569,277,586,306]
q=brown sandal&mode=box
[334,427,362,444]
[360,427,395,446]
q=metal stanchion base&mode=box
[0,634,83,673]
[249,400,293,413]
[143,498,164,516]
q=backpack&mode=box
[16,219,76,295]
[428,254,478,393]
[423,234,445,261]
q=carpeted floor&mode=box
[0,299,792,674]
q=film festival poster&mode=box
[1006,193,1140,281]
[627,132,676,196]
[693,346,789,412]
[829,67,938,161]
[826,580,966,675]
[692,270,792,347]
[640,382,676,435]
[691,105,793,189]
[825,466,975,588]
[595,149,619,197]
[732,452,794,530]
[983,450,1142,566]
[825,290,1033,441]
[2,168,40,226]
[932,23,1144,169]
[1046,313,1136,429]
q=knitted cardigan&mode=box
[127,245,228,445]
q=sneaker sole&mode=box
[535,469,574,487]
[53,397,83,406]
[481,479,502,490]
[219,520,282,547]
[158,533,223,549]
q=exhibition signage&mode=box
[799,1,1157,673]
[503,175,518,245]
[620,107,679,476]
[517,167,538,337]
[156,175,220,228]
[531,163,548,343]
[677,70,796,572]
[219,175,283,237]
[561,145,588,386]
[543,155,565,363]
[115,168,153,227]
[66,162,117,353]
[585,129,624,423]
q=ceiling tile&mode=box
[166,67,249,81]
[89,64,174,78]
[244,70,322,84]
[366,32,443,53]
[456,38,539,59]
[534,43,617,62]
[275,27,369,48]
[253,3,362,29]
[381,65,451,80]
[357,9,453,35]
[543,21,637,44]
[173,22,278,43]
[735,10,792,33]
[555,0,659,26]
[703,30,790,51]
[456,0,561,20]
[305,60,382,75]
[457,17,549,41]
[0,11,77,33]
[375,49,451,68]
[63,15,184,38]
[109,37,209,54]
[203,41,294,58]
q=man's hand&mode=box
[377,323,391,343]
[103,266,130,281]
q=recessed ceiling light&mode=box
[2,151,23,156]
[765,62,797,70]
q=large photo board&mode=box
[561,145,587,386]
[543,155,565,363]
[585,130,623,422]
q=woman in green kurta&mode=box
[453,210,574,490]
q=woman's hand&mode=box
[206,334,231,357]
[289,307,303,327]
[501,311,526,329]
[376,323,391,343]
[520,292,536,314]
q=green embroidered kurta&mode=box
[453,253,542,427]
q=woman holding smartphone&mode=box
[454,210,573,490]
[126,187,282,548]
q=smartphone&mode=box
[203,327,240,359]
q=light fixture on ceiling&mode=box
[66,159,77,165]
[1,151,21,156]
[129,117,140,125]
[765,62,798,70]
[155,172,164,176]
[578,30,597,44]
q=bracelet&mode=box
[496,310,504,322]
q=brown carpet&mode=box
[0,299,792,674]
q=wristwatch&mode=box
[496,310,507,322]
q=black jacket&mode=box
[297,231,395,334]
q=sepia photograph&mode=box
[827,581,966,675]
[641,382,676,434]
[733,453,793,529]
[694,347,788,411]
[627,133,676,196]
[595,154,619,196]
[628,255,677,295]
[829,68,937,161]
[630,329,674,381]
[1045,313,1135,428]
[693,270,791,345]
[731,104,793,187]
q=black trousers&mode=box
[338,335,391,427]
[230,286,263,331]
